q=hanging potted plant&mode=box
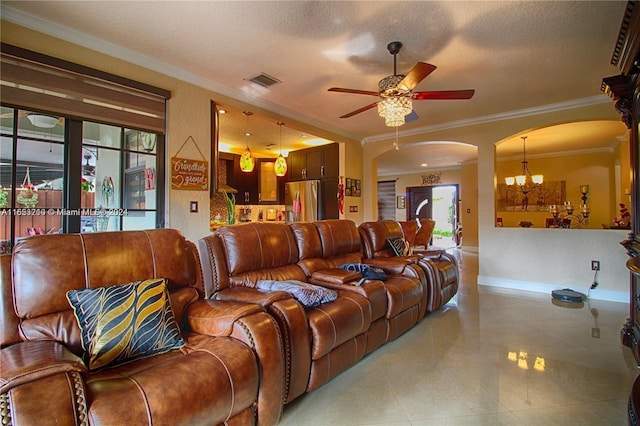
[0,187,8,208]
[17,168,38,208]
[81,177,94,192]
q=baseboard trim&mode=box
[477,275,628,303]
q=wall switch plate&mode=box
[190,201,198,213]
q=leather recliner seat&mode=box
[1,229,284,426]
[359,220,459,313]
[290,220,426,346]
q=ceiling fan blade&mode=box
[405,110,419,123]
[397,62,437,91]
[328,87,379,96]
[339,102,379,118]
[412,89,475,100]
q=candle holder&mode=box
[548,200,590,229]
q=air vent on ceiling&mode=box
[248,73,281,88]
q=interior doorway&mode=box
[406,185,459,248]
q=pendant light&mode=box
[504,136,543,193]
[274,121,287,177]
[239,111,255,172]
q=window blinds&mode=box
[0,43,170,133]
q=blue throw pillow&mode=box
[67,278,185,371]
[340,263,387,281]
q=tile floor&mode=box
[280,250,638,425]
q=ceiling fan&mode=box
[328,41,475,127]
[0,111,63,128]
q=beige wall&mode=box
[340,140,363,223]
[460,161,479,249]
[363,102,630,302]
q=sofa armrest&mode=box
[211,288,310,404]
[185,299,266,337]
[213,286,294,307]
[185,298,285,426]
[310,269,362,285]
[1,341,90,425]
[363,258,413,274]
[1,340,87,394]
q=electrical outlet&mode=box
[591,260,600,271]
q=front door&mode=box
[406,185,459,247]
[407,186,433,221]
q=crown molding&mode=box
[361,95,612,145]
[0,5,360,143]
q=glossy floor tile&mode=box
[280,250,638,425]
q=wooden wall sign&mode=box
[171,136,209,191]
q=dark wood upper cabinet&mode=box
[287,143,338,181]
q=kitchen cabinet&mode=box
[258,159,284,204]
[227,155,284,205]
[287,143,338,181]
[286,143,339,219]
[230,155,258,204]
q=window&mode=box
[0,109,163,253]
[0,44,168,253]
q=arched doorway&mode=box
[407,184,459,247]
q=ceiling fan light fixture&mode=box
[26,114,59,128]
[378,96,412,127]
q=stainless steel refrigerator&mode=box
[284,180,320,222]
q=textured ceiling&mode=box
[1,1,629,175]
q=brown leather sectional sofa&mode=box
[199,219,459,407]
[1,220,458,425]
[1,229,284,425]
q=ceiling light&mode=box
[26,114,59,128]
[275,122,287,177]
[377,96,412,127]
[240,111,255,173]
[505,136,544,200]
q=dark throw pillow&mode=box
[339,263,387,281]
[387,237,409,257]
[67,278,185,371]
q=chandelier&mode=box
[377,75,413,127]
[239,111,255,172]
[505,136,543,195]
[274,122,287,177]
[548,186,590,229]
[377,96,412,127]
